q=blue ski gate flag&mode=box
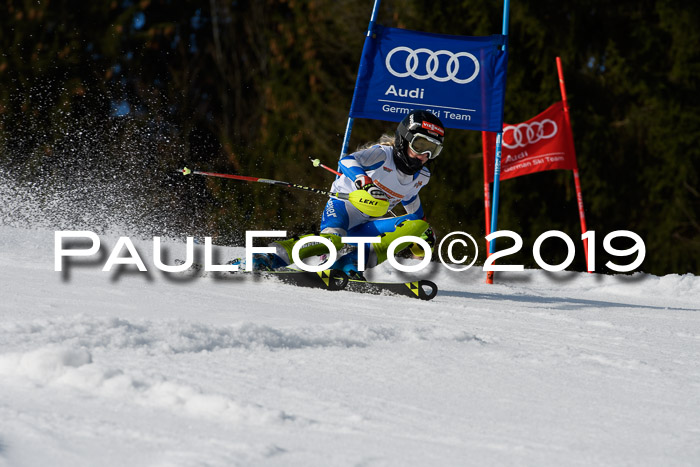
[349,26,508,131]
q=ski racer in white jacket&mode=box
[266,110,445,278]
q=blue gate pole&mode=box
[339,0,381,161]
[488,0,511,255]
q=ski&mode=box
[175,259,437,300]
[262,270,438,300]
[261,268,348,291]
[175,260,348,291]
[345,277,438,301]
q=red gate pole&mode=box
[556,57,591,272]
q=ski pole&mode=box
[178,167,390,217]
[309,157,342,176]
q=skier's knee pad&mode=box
[409,226,436,258]
[369,219,430,266]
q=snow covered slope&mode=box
[1,225,699,466]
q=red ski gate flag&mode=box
[484,102,577,182]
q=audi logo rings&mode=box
[385,46,480,84]
[502,120,558,149]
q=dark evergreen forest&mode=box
[1,0,698,275]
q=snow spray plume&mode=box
[0,100,210,239]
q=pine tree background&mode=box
[0,0,697,275]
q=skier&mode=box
[254,110,444,278]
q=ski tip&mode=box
[414,280,438,301]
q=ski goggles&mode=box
[407,132,443,159]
